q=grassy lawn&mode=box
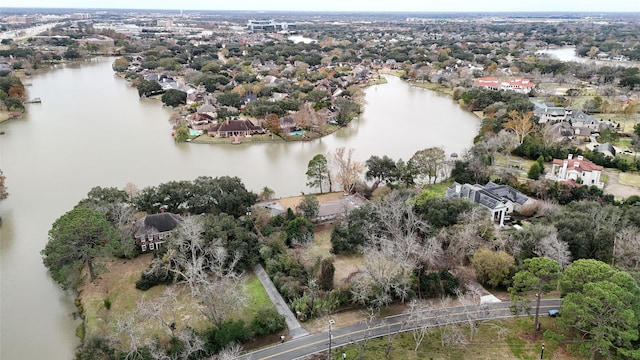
[378,69,406,77]
[191,133,285,144]
[409,81,454,95]
[366,76,388,86]
[332,317,575,360]
[619,172,640,187]
[299,223,364,288]
[190,124,344,145]
[80,254,273,344]
[494,155,536,180]
[613,138,632,149]
[596,113,637,134]
[422,181,453,197]
[244,273,276,320]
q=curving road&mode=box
[237,299,562,360]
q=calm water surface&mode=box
[0,57,478,359]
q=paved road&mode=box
[253,264,308,339]
[0,22,63,40]
[237,299,562,360]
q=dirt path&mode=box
[604,170,640,199]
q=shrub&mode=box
[75,337,116,360]
[416,269,460,298]
[251,308,286,337]
[517,201,540,217]
[528,162,541,180]
[103,298,111,310]
[317,258,335,291]
[135,266,174,291]
[285,217,314,246]
[202,320,251,354]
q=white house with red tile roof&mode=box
[473,77,535,94]
[545,154,604,188]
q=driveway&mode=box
[253,264,309,339]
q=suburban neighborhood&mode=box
[1,5,640,360]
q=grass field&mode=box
[619,172,640,187]
[80,254,273,344]
[331,317,575,360]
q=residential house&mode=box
[134,212,182,251]
[316,194,369,223]
[444,181,534,226]
[545,154,604,188]
[532,101,570,124]
[473,77,535,94]
[279,115,297,133]
[208,119,262,138]
[253,201,286,217]
[568,110,600,130]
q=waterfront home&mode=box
[134,212,182,251]
[315,194,369,223]
[208,119,262,138]
[444,181,533,226]
[473,77,535,94]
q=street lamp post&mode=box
[328,319,335,360]
[540,343,545,359]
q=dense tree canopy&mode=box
[136,79,162,97]
[161,89,187,107]
[509,257,561,339]
[552,201,623,263]
[558,260,640,359]
[133,176,256,217]
[365,155,398,191]
[41,207,118,289]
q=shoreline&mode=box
[114,64,376,144]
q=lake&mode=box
[0,57,479,359]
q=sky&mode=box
[1,0,639,12]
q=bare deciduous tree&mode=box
[355,307,379,360]
[123,182,139,200]
[442,207,492,267]
[352,192,435,307]
[165,217,209,296]
[136,287,181,338]
[331,147,364,193]
[534,232,572,270]
[111,314,148,360]
[407,300,431,352]
[613,226,640,269]
[439,324,468,349]
[191,240,248,327]
[504,110,537,144]
[147,327,205,360]
[213,343,244,360]
[534,199,561,218]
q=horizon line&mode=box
[1,7,639,13]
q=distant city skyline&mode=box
[1,0,639,13]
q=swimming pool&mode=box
[289,130,303,136]
[189,129,202,136]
